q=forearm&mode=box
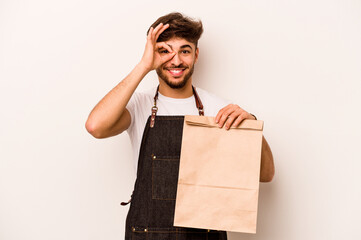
[259,136,275,182]
[85,23,177,138]
[85,63,149,138]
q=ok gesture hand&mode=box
[140,23,176,72]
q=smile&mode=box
[166,68,186,77]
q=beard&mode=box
[156,64,195,89]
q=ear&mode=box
[194,47,199,64]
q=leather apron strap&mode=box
[150,85,204,128]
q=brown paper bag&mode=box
[173,115,264,233]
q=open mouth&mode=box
[166,68,186,77]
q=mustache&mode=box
[163,64,187,69]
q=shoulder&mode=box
[131,87,156,102]
[127,87,158,113]
[126,87,156,111]
[194,87,232,116]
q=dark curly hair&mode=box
[147,12,203,47]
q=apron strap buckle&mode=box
[150,106,158,128]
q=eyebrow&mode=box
[180,44,193,50]
[167,44,193,50]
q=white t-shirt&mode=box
[126,86,231,173]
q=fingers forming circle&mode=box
[147,27,153,40]
[150,23,163,40]
[155,24,169,41]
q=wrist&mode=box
[136,62,152,75]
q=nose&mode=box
[170,52,182,66]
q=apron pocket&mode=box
[152,155,179,200]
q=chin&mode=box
[164,78,189,89]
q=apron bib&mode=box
[124,86,227,240]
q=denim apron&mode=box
[123,86,227,240]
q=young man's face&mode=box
[156,37,199,89]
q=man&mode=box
[86,12,274,240]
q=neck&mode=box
[158,79,193,99]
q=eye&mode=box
[181,50,190,54]
[159,49,169,54]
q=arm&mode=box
[215,104,275,182]
[85,63,147,138]
[85,23,175,138]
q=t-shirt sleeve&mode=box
[126,90,153,137]
[126,92,141,134]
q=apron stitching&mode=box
[151,197,176,200]
[151,155,154,202]
[151,159,177,200]
[153,158,179,161]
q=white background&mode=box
[1,0,360,239]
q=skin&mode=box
[85,23,275,182]
[156,37,197,90]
